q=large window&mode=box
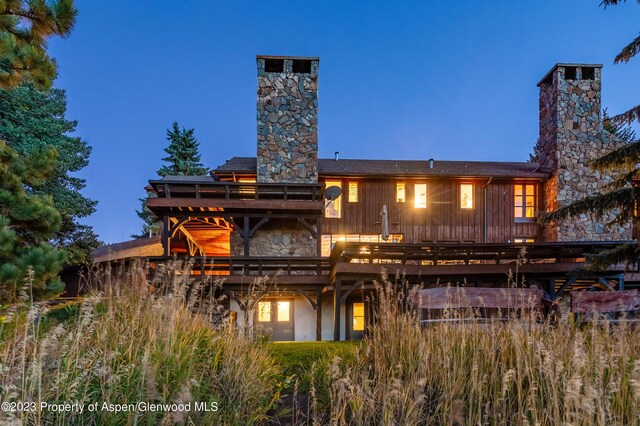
[460,184,473,209]
[321,234,404,256]
[414,183,427,208]
[348,182,358,203]
[277,301,290,322]
[324,180,342,218]
[257,301,271,322]
[514,184,536,219]
[396,182,405,203]
[352,302,365,331]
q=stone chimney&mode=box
[256,55,319,183]
[536,63,632,241]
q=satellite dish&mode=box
[323,185,342,207]
[323,186,342,201]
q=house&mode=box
[131,56,636,341]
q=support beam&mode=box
[249,217,270,238]
[297,217,318,239]
[341,280,364,304]
[316,217,323,257]
[162,215,170,256]
[316,287,322,341]
[243,216,250,256]
[334,279,341,341]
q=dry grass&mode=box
[0,261,282,425]
[321,277,640,425]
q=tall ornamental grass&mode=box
[323,278,640,425]
[0,263,282,425]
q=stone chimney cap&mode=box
[537,63,602,87]
[257,55,320,61]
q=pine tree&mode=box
[0,84,100,265]
[0,0,77,90]
[132,122,207,238]
[0,141,66,302]
[541,2,640,269]
[157,122,208,177]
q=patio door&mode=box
[255,299,294,341]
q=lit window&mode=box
[348,182,358,202]
[414,183,427,208]
[238,177,256,196]
[396,183,405,203]
[257,301,271,322]
[514,184,536,219]
[460,184,473,209]
[353,302,365,331]
[514,238,535,243]
[324,180,342,218]
[277,301,290,322]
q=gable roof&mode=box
[213,157,549,179]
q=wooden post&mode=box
[316,287,322,341]
[162,215,169,256]
[316,217,323,257]
[549,278,556,300]
[334,279,341,341]
[243,216,250,256]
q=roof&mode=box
[214,157,550,179]
[91,236,163,263]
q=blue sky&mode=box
[48,0,640,243]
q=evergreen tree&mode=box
[132,122,207,238]
[0,84,100,265]
[542,2,640,269]
[157,122,207,177]
[0,0,77,90]
[0,141,66,302]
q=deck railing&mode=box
[329,241,636,267]
[147,256,331,276]
[149,180,325,202]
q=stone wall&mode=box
[230,220,317,257]
[256,57,319,183]
[536,65,632,241]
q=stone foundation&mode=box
[230,220,317,257]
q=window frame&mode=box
[414,183,427,209]
[396,182,406,203]
[348,181,358,203]
[514,183,537,222]
[460,183,474,209]
[324,180,342,219]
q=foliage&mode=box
[133,121,207,238]
[0,141,66,302]
[0,84,100,265]
[0,263,283,425]
[0,0,77,90]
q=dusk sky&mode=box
[48,1,640,244]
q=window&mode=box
[257,302,271,322]
[414,183,427,208]
[460,184,473,209]
[324,180,342,218]
[396,183,405,203]
[320,234,404,256]
[352,302,365,331]
[238,177,256,196]
[514,238,535,243]
[348,182,358,202]
[514,184,536,219]
[277,301,290,322]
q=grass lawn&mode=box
[268,341,360,392]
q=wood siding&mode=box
[321,177,542,243]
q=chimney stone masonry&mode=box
[256,56,319,183]
[536,64,632,241]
